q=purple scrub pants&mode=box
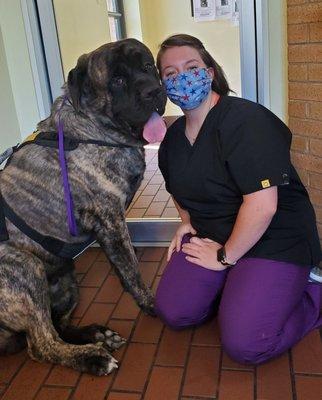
[155,235,322,365]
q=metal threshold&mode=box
[90,218,180,248]
[126,217,180,247]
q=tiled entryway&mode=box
[0,247,321,400]
[126,146,179,219]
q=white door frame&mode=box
[21,0,64,119]
[21,0,270,111]
[239,0,270,106]
[20,0,53,119]
[255,0,270,108]
[34,0,65,100]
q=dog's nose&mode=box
[142,86,164,101]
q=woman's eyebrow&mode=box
[162,59,200,72]
[184,59,200,65]
[163,65,176,71]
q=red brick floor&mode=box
[0,247,321,400]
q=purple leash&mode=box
[58,98,78,236]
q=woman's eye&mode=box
[165,71,176,79]
[188,66,198,71]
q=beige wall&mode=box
[52,0,287,119]
[0,0,288,149]
[139,0,241,116]
[123,0,143,41]
[53,0,111,79]
[0,0,40,143]
[268,0,288,122]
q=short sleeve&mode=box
[221,104,292,195]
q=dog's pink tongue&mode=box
[143,112,167,143]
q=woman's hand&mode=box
[167,222,197,261]
[182,237,227,271]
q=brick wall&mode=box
[287,0,322,249]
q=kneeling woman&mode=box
[155,34,321,365]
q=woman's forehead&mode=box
[161,46,203,69]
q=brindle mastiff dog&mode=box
[0,39,167,375]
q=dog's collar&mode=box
[22,134,137,150]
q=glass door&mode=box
[31,0,260,244]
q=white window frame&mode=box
[107,0,126,41]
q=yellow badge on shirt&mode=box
[261,179,271,188]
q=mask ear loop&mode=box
[205,67,214,80]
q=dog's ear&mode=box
[67,54,88,112]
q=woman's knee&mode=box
[155,295,210,330]
[220,326,280,365]
[155,306,191,330]
[221,337,260,365]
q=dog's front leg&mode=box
[93,214,155,315]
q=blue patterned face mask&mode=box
[163,67,212,110]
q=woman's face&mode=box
[160,46,214,80]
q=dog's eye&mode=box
[112,77,126,86]
[143,63,153,72]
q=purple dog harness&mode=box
[0,99,134,258]
[57,97,78,236]
[0,96,166,258]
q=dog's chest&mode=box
[100,146,145,196]
[112,147,145,208]
[123,148,145,200]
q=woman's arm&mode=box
[224,186,278,264]
[182,186,277,270]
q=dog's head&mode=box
[67,38,167,142]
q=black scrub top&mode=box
[158,95,321,267]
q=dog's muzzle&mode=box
[141,86,167,115]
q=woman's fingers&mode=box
[167,227,201,262]
[190,237,221,248]
[176,234,182,253]
[182,243,201,257]
[189,236,204,245]
[167,237,176,261]
[201,237,215,243]
[167,246,174,262]
[185,255,204,267]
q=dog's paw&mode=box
[84,353,118,376]
[74,346,119,376]
[77,324,126,351]
[95,328,126,352]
